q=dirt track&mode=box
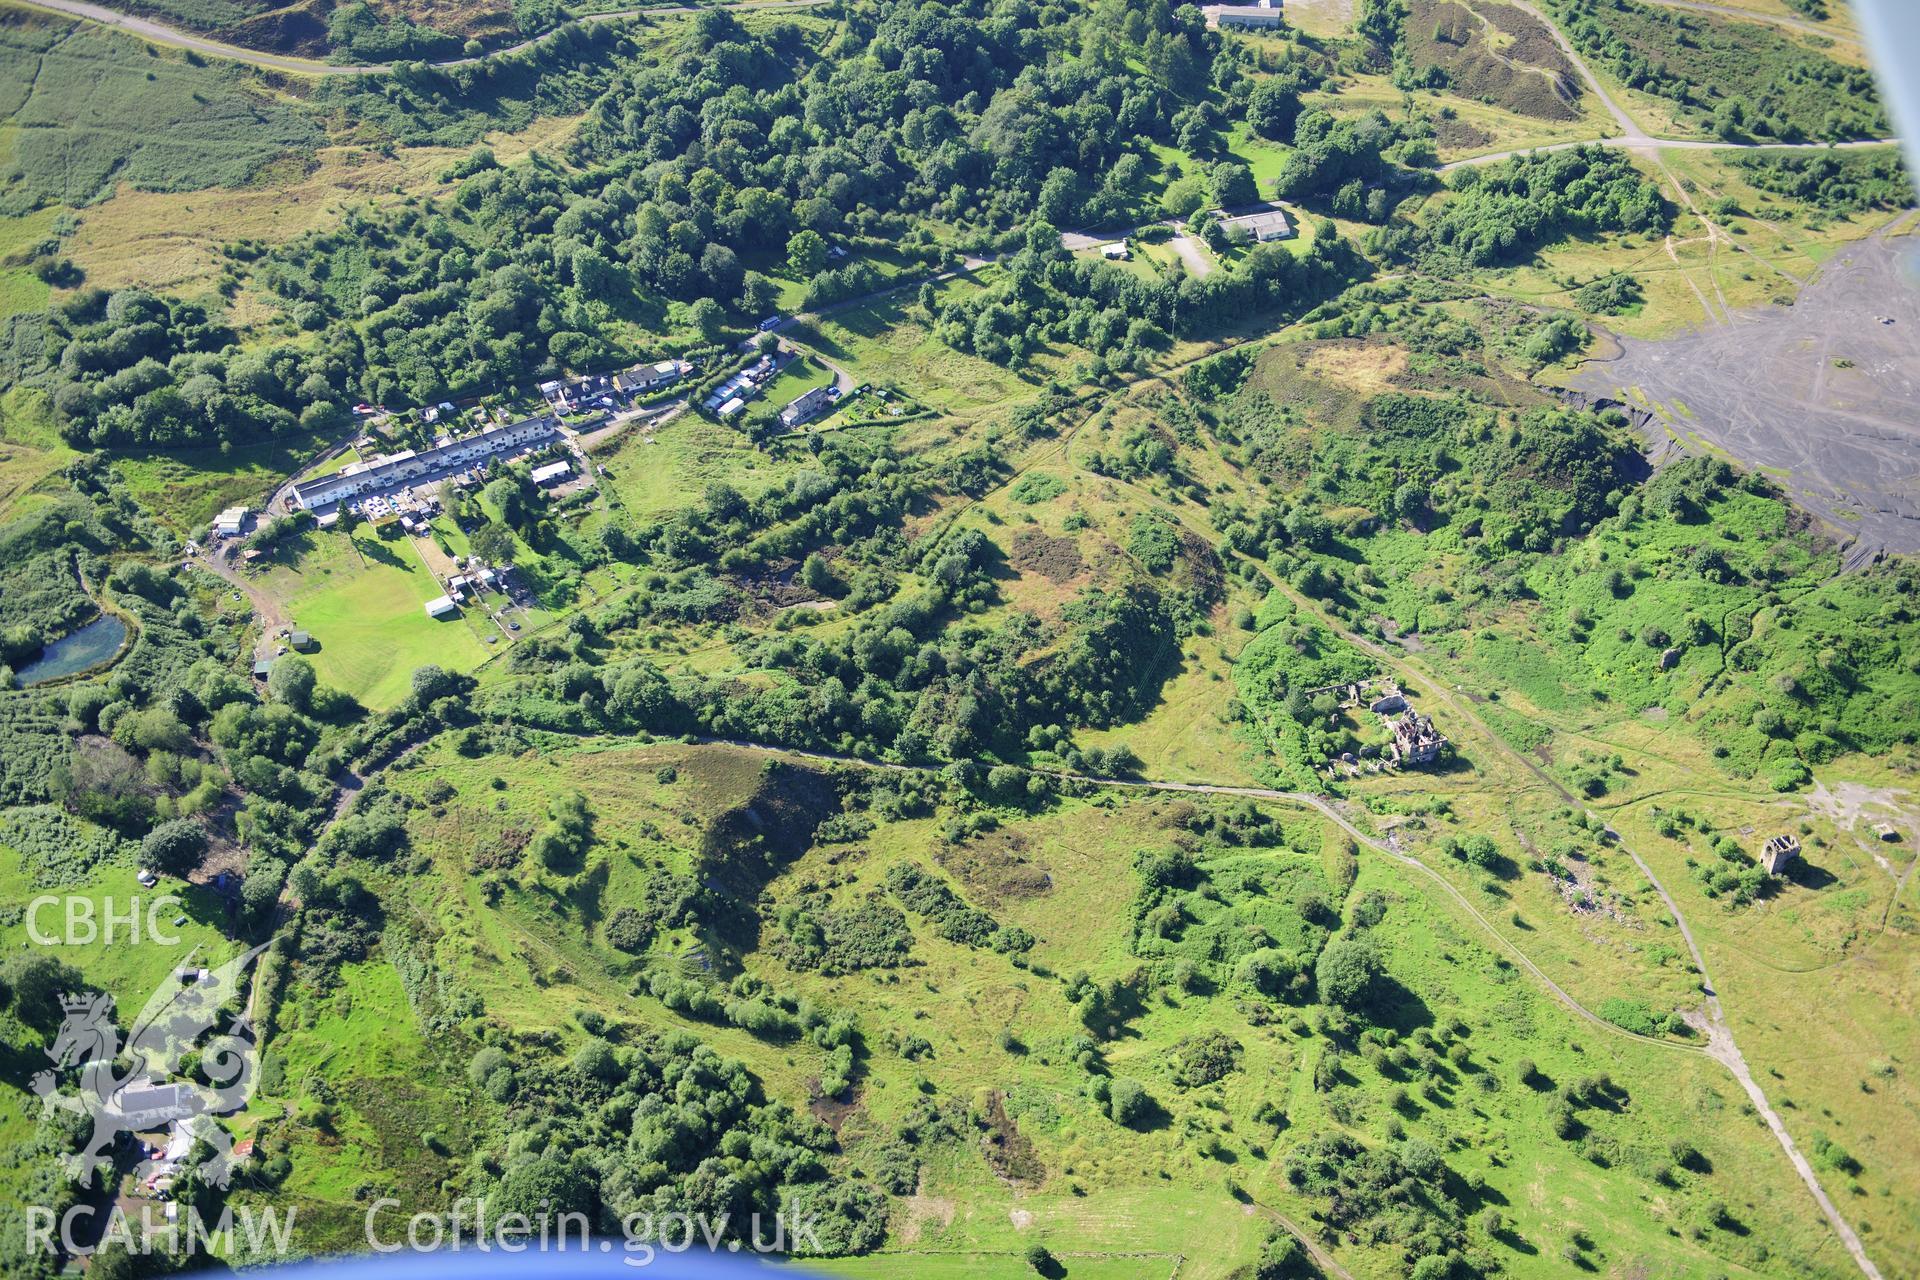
[1573,221,1920,557]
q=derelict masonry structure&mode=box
[1313,677,1451,777]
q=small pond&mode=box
[16,614,128,686]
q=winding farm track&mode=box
[11,0,828,75]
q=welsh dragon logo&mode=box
[32,943,270,1190]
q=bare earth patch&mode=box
[1573,230,1920,556]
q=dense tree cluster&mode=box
[459,1028,888,1255]
[1732,149,1913,212]
[1417,146,1669,268]
[327,2,461,62]
[931,218,1368,371]
[1273,109,1423,208]
[1284,1132,1470,1265]
[31,287,357,449]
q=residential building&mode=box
[1203,0,1282,28]
[623,359,686,393]
[779,385,835,429]
[1212,201,1293,241]
[116,1081,194,1127]
[291,416,559,511]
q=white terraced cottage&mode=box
[291,416,560,511]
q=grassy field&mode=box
[593,412,800,520]
[0,5,320,215]
[1695,0,1863,45]
[794,271,1060,419]
[0,385,77,519]
[251,526,495,708]
[110,428,336,534]
[0,202,56,319]
[0,842,241,1010]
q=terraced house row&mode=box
[289,415,562,511]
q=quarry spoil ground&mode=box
[1574,222,1920,559]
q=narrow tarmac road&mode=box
[1439,134,1901,171]
[15,0,827,75]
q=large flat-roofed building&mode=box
[530,459,573,487]
[1204,0,1282,28]
[292,415,559,511]
[1213,202,1294,242]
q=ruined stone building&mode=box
[1761,834,1801,875]
[1385,709,1447,767]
